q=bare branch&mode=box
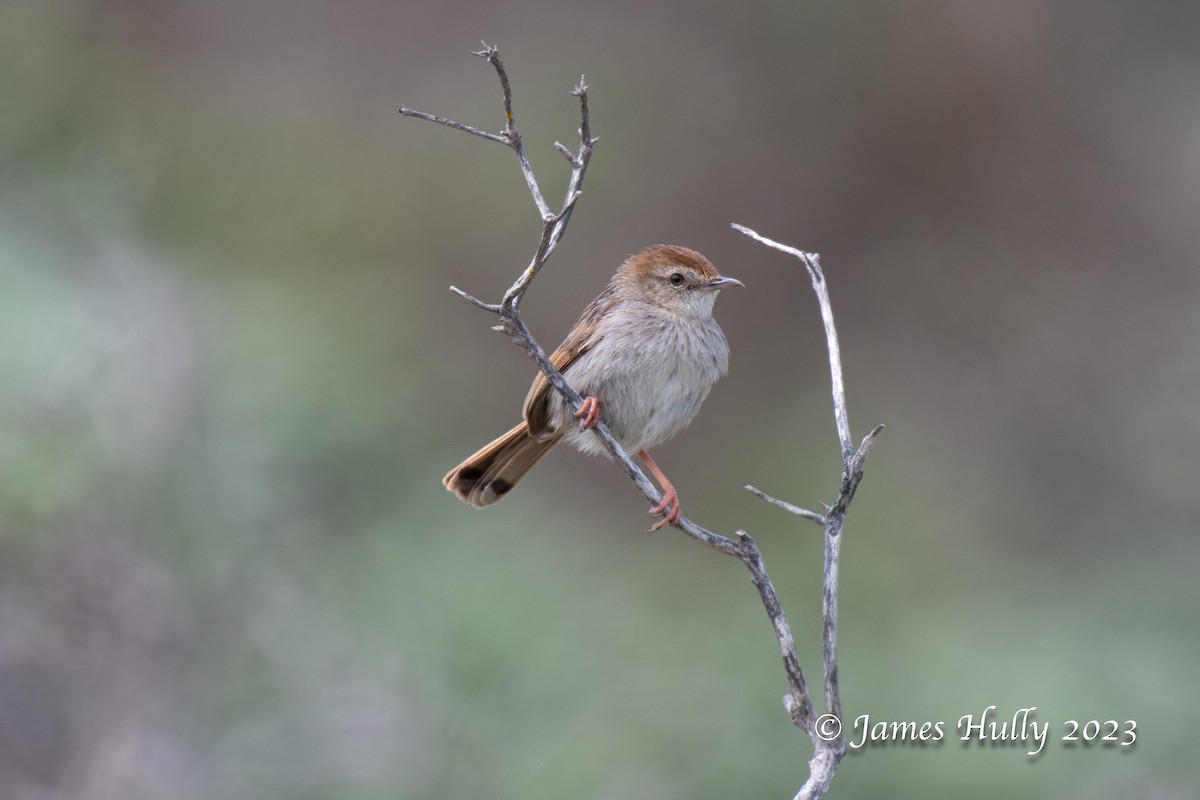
[745,485,827,525]
[448,285,500,313]
[496,74,598,311]
[737,530,813,726]
[852,425,885,476]
[796,748,842,800]
[732,224,853,460]
[554,141,576,163]
[734,222,886,799]
[473,43,552,220]
[399,43,553,219]
[395,106,509,145]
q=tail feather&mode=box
[443,422,560,507]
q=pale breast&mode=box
[551,302,729,457]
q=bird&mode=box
[444,244,741,530]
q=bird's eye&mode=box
[669,272,685,285]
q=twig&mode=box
[730,224,854,459]
[733,223,884,800]
[744,485,827,526]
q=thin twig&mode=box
[744,485,827,526]
[731,224,853,460]
[394,107,509,145]
[498,72,597,312]
[475,44,552,219]
[448,285,500,313]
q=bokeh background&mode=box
[2,1,1197,798]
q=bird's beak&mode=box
[703,275,744,290]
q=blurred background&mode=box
[2,1,1197,798]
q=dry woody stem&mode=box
[734,224,884,800]
[401,45,881,800]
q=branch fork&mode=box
[401,47,880,800]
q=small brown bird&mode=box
[444,244,741,529]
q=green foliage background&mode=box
[1,2,1197,798]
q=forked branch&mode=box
[734,223,883,800]
[400,43,595,314]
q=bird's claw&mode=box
[648,487,682,532]
[576,396,601,429]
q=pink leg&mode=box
[639,449,681,531]
[575,396,601,429]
